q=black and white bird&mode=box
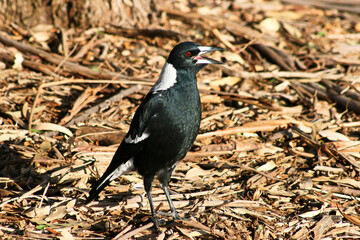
[85,41,223,228]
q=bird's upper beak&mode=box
[193,46,224,65]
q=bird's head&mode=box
[167,42,223,73]
[151,42,224,93]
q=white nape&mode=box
[151,62,177,93]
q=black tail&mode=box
[84,142,139,205]
[84,174,112,205]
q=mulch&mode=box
[1,0,360,239]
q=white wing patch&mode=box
[124,129,150,144]
[96,158,135,190]
[151,62,177,93]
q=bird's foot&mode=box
[152,214,166,231]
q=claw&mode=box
[152,214,167,231]
[152,214,160,230]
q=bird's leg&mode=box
[144,176,164,230]
[161,184,181,219]
[157,167,186,220]
[147,190,161,229]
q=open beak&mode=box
[193,46,224,65]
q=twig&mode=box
[217,66,360,82]
[199,88,279,111]
[59,85,108,125]
[0,52,57,75]
[28,80,144,130]
[201,107,250,125]
[22,185,43,197]
[239,164,285,182]
[156,230,166,240]
[281,0,360,14]
[0,34,126,79]
[212,28,237,51]
[89,197,266,213]
[117,207,142,235]
[197,119,298,139]
[39,182,50,208]
[0,225,16,233]
[0,195,43,208]
[177,217,226,239]
[113,225,133,240]
[185,150,235,158]
[114,222,155,240]
[64,85,142,127]
[53,42,79,74]
[104,27,184,40]
[313,188,360,201]
[252,43,295,71]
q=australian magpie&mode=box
[85,41,223,229]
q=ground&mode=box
[1,0,360,239]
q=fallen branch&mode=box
[0,52,57,75]
[197,119,306,139]
[177,217,226,239]
[218,65,360,82]
[114,222,154,240]
[281,0,360,14]
[0,34,124,79]
[28,79,144,130]
[64,85,142,127]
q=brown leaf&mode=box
[337,203,360,227]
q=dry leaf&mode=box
[209,76,241,88]
[185,167,211,180]
[222,51,245,64]
[256,160,277,172]
[39,141,52,153]
[319,130,350,141]
[45,205,67,222]
[0,130,28,142]
[282,22,302,38]
[299,209,322,218]
[60,229,75,240]
[24,206,51,218]
[313,215,335,240]
[338,203,360,227]
[32,122,73,137]
[254,145,283,156]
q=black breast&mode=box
[134,75,201,178]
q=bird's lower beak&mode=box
[193,46,224,65]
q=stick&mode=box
[177,217,226,239]
[196,120,292,139]
[0,34,124,79]
[114,222,154,240]
[28,79,144,130]
[64,85,142,127]
[217,66,360,82]
[39,182,50,208]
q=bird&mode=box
[85,41,223,229]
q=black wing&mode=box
[85,93,164,204]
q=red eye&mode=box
[185,51,191,56]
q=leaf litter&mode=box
[1,0,360,239]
